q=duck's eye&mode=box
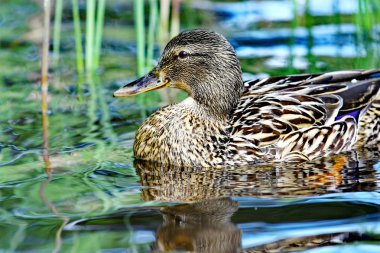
[178,51,189,59]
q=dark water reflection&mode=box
[62,152,380,252]
[137,151,379,200]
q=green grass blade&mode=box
[72,0,85,79]
[86,0,96,73]
[133,0,147,118]
[53,0,63,66]
[147,0,158,69]
[94,0,106,69]
[134,0,145,75]
[41,0,52,176]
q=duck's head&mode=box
[114,29,243,120]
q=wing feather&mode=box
[276,117,358,162]
[229,70,380,159]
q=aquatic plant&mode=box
[51,0,181,98]
[356,0,380,39]
[132,0,182,116]
[52,0,63,66]
[134,0,146,77]
[72,0,85,80]
[85,0,95,73]
[63,0,106,78]
[94,0,106,69]
[41,0,52,175]
[159,0,170,47]
[147,0,159,69]
[170,0,181,38]
[133,0,181,75]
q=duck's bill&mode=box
[113,72,170,97]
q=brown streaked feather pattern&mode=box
[134,70,380,167]
[227,70,380,164]
[276,116,357,162]
[229,94,327,144]
[356,98,380,147]
[134,98,231,167]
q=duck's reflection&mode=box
[153,198,241,253]
[137,161,242,252]
[137,151,377,201]
[135,151,379,252]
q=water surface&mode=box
[0,0,379,252]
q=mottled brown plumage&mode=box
[114,30,380,167]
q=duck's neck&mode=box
[180,96,233,123]
[191,79,243,121]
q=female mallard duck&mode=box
[114,29,380,167]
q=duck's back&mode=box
[229,69,380,162]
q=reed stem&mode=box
[134,0,146,75]
[41,0,52,177]
[147,0,158,69]
[86,0,96,73]
[72,0,84,79]
[159,0,170,48]
[53,0,63,66]
[94,0,106,69]
[170,0,181,38]
[134,0,147,118]
[363,0,371,34]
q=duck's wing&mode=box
[229,93,328,148]
[276,116,358,162]
[243,69,380,98]
[229,70,380,151]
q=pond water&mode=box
[1,0,380,252]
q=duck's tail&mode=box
[307,70,380,148]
